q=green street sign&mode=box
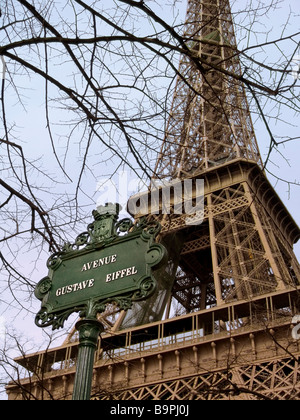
[34,203,167,330]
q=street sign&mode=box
[34,203,168,400]
[34,203,167,330]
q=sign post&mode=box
[72,318,104,400]
[34,203,167,400]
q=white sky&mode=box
[0,0,299,398]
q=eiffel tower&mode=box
[7,0,300,400]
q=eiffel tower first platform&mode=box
[7,0,300,400]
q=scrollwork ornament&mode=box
[144,220,161,238]
[75,232,90,248]
[47,252,63,270]
[132,276,157,301]
[112,296,133,311]
[116,218,133,234]
[131,216,148,232]
[35,309,55,329]
[61,242,75,253]
[140,220,161,241]
[79,296,134,320]
[145,244,166,268]
[35,306,85,330]
[34,277,52,300]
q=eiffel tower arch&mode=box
[6,0,300,400]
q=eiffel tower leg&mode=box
[243,182,285,290]
[207,193,223,305]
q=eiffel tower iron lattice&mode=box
[153,0,262,179]
[6,0,300,400]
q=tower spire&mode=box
[154,0,262,179]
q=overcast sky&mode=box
[0,0,299,398]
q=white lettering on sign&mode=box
[55,254,139,298]
[106,266,138,283]
[56,278,95,297]
[81,254,117,272]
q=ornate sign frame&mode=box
[34,203,167,330]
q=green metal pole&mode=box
[72,318,104,401]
